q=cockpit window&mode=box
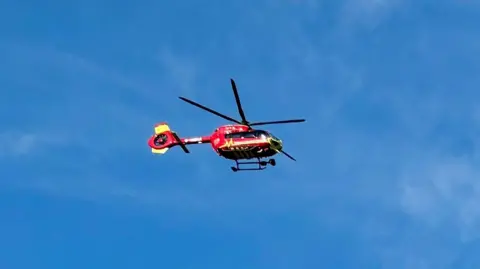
[224,130,276,139]
[225,131,267,139]
[253,130,267,136]
[225,132,245,139]
[270,133,280,140]
[253,130,269,139]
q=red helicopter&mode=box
[147,78,306,172]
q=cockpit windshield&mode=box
[269,133,280,141]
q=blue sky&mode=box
[1,0,480,268]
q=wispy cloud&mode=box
[0,131,67,158]
[400,155,480,241]
[0,132,37,157]
[0,41,159,147]
[13,173,212,214]
[157,47,199,97]
[340,0,406,29]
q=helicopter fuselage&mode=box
[209,124,283,160]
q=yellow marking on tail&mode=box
[154,124,170,134]
[152,148,169,154]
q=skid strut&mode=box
[231,158,276,172]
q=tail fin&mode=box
[148,122,189,154]
[152,148,169,154]
[154,122,171,135]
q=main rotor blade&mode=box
[178,96,242,124]
[280,150,296,161]
[230,78,248,124]
[249,119,306,126]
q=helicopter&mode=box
[147,78,306,172]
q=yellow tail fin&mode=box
[152,148,169,154]
[154,123,170,134]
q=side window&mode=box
[243,132,256,138]
[225,132,240,139]
[252,131,262,137]
[252,130,267,138]
[233,133,243,138]
[225,132,250,139]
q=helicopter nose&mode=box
[268,138,283,151]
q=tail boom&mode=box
[148,122,210,154]
[181,136,211,145]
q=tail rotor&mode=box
[148,122,189,154]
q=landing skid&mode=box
[231,158,276,172]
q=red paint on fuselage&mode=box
[208,125,279,160]
[148,124,280,160]
[209,124,249,151]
